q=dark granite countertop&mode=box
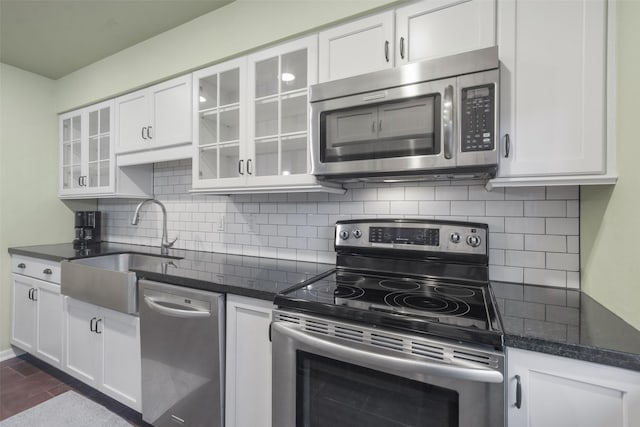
[9,243,640,371]
[8,242,333,301]
[492,281,640,372]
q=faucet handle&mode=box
[164,237,178,249]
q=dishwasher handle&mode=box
[143,295,211,319]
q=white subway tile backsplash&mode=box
[101,161,581,289]
[525,235,567,252]
[486,201,523,217]
[546,218,579,235]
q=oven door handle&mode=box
[273,322,503,384]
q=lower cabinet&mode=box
[507,347,640,427]
[11,273,63,367]
[63,296,141,411]
[225,295,274,427]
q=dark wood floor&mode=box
[0,354,143,425]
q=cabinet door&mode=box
[151,75,192,148]
[85,100,115,194]
[115,89,149,153]
[395,0,496,66]
[497,0,607,177]
[100,308,141,411]
[226,295,273,427]
[247,35,318,187]
[35,281,62,367]
[11,274,36,352]
[318,11,394,82]
[64,297,99,387]
[507,348,640,427]
[192,58,247,189]
[59,111,84,195]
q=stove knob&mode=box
[450,232,461,244]
[339,230,350,240]
[467,235,481,247]
[352,229,362,239]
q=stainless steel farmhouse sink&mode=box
[61,253,181,314]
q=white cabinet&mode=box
[489,0,616,188]
[225,295,273,427]
[318,0,496,82]
[63,297,141,411]
[10,256,62,368]
[319,11,395,82]
[115,75,192,165]
[507,348,640,427]
[59,100,153,199]
[191,35,343,194]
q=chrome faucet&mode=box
[131,199,177,255]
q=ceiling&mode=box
[0,0,234,80]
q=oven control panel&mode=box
[336,220,487,255]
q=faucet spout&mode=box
[130,199,177,255]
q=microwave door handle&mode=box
[272,322,503,384]
[443,85,454,160]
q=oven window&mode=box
[296,351,459,427]
[320,94,441,163]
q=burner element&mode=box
[433,286,477,298]
[385,292,471,317]
[379,280,421,291]
[333,285,365,299]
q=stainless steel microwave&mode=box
[310,47,499,181]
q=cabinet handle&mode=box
[238,159,244,175]
[28,288,33,301]
[515,374,522,409]
[31,288,37,301]
[17,263,26,269]
[372,121,376,133]
[95,318,102,334]
[78,176,83,187]
[147,126,153,139]
[400,37,405,60]
[384,40,390,62]
[43,268,52,275]
[504,134,511,158]
[247,159,253,175]
[142,127,147,140]
[378,119,382,132]
[90,317,97,332]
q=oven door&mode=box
[309,78,457,178]
[272,316,505,427]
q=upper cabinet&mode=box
[115,75,192,166]
[489,0,615,188]
[318,0,496,82]
[192,35,343,194]
[59,100,152,199]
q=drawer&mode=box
[12,255,61,284]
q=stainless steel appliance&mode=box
[310,47,499,181]
[139,280,225,427]
[73,211,101,248]
[272,219,504,427]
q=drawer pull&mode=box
[17,263,26,269]
[43,268,52,275]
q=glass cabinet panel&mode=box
[61,114,83,190]
[194,61,244,186]
[87,106,111,188]
[250,45,311,179]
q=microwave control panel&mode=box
[460,84,495,152]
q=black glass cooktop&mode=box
[275,269,504,348]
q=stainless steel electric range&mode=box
[272,219,505,427]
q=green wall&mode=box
[0,64,75,354]
[581,0,640,331]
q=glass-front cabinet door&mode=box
[59,99,115,197]
[192,57,247,189]
[247,35,318,187]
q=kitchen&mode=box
[1,0,639,426]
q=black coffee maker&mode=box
[73,211,102,248]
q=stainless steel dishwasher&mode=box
[139,279,224,427]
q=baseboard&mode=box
[0,346,25,362]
